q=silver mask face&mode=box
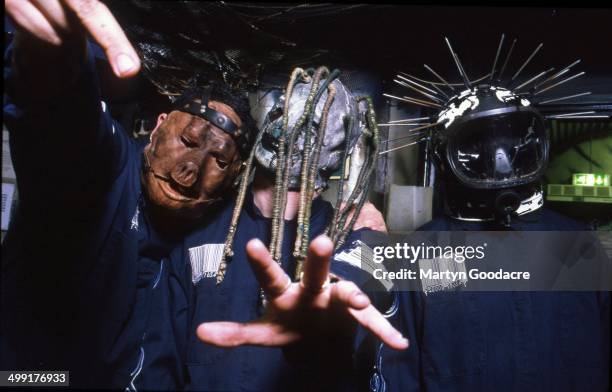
[251,77,361,190]
[216,67,381,283]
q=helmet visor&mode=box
[446,110,548,189]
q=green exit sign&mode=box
[573,173,610,186]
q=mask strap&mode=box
[175,90,240,136]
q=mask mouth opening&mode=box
[445,106,549,190]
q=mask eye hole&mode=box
[261,131,280,151]
[268,108,283,122]
[181,135,198,148]
[213,154,229,170]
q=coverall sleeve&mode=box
[332,228,424,391]
[332,228,396,312]
[3,39,131,214]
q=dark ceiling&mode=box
[102,2,612,93]
[6,3,610,107]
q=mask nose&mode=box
[171,161,199,188]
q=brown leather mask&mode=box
[142,102,243,221]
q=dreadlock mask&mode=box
[142,83,256,221]
[251,71,360,191]
[215,67,381,284]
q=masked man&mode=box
[377,76,610,391]
[2,1,256,388]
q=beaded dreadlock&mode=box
[326,96,380,250]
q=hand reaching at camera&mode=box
[197,235,408,350]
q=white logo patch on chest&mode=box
[419,256,468,294]
[334,241,368,269]
[188,243,225,284]
[334,240,393,291]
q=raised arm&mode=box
[4,0,141,207]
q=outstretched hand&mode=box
[6,0,140,77]
[197,235,408,350]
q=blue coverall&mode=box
[2,39,206,388]
[128,186,386,391]
[377,209,611,392]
